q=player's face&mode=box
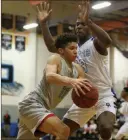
[121,90,128,102]
[63,42,77,62]
[124,93,128,102]
[75,19,90,39]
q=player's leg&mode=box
[115,122,128,140]
[38,115,70,140]
[115,130,125,140]
[18,114,70,140]
[97,111,115,140]
[18,99,70,140]
[62,118,80,135]
[17,120,40,140]
[63,103,96,135]
[96,96,117,140]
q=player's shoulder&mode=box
[48,54,61,60]
[82,37,94,48]
[85,37,94,44]
[73,62,80,68]
[73,62,83,71]
[47,54,61,63]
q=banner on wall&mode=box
[2,33,12,50]
[1,64,24,96]
[15,15,26,32]
[2,13,13,30]
[15,36,26,52]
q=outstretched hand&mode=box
[78,0,90,23]
[37,1,52,23]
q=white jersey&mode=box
[119,102,128,122]
[75,38,113,99]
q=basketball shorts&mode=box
[17,94,55,140]
[63,96,117,127]
[115,122,128,139]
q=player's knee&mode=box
[99,123,113,140]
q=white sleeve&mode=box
[119,102,128,115]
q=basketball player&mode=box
[17,33,92,140]
[115,87,128,140]
[37,1,116,139]
[121,87,128,102]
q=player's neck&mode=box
[78,36,90,46]
[62,57,72,68]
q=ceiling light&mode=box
[23,23,38,30]
[92,1,111,10]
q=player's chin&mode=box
[71,56,77,61]
[76,31,85,36]
[125,97,128,102]
[122,95,128,102]
[76,32,82,37]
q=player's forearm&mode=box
[87,20,112,47]
[46,73,73,86]
[40,22,57,53]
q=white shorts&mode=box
[17,93,55,140]
[115,122,128,139]
[63,96,117,127]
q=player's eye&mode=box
[70,46,77,50]
[76,22,86,26]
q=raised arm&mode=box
[37,1,57,53]
[78,0,112,53]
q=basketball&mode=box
[72,86,99,108]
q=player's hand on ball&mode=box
[37,1,52,23]
[71,79,92,97]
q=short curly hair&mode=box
[55,33,77,49]
[124,87,128,93]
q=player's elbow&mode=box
[48,47,56,53]
[105,36,112,48]
[46,44,57,53]
[107,37,112,45]
[46,73,55,83]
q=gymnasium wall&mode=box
[110,32,128,96]
[2,1,37,106]
[113,46,128,95]
[2,1,39,123]
[35,36,52,85]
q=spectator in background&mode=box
[115,87,128,140]
[89,120,97,133]
[115,101,128,140]
[83,119,98,140]
[121,87,128,102]
[3,110,11,137]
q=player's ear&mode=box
[58,48,64,54]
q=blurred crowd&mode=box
[2,98,128,140]
[69,98,128,140]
